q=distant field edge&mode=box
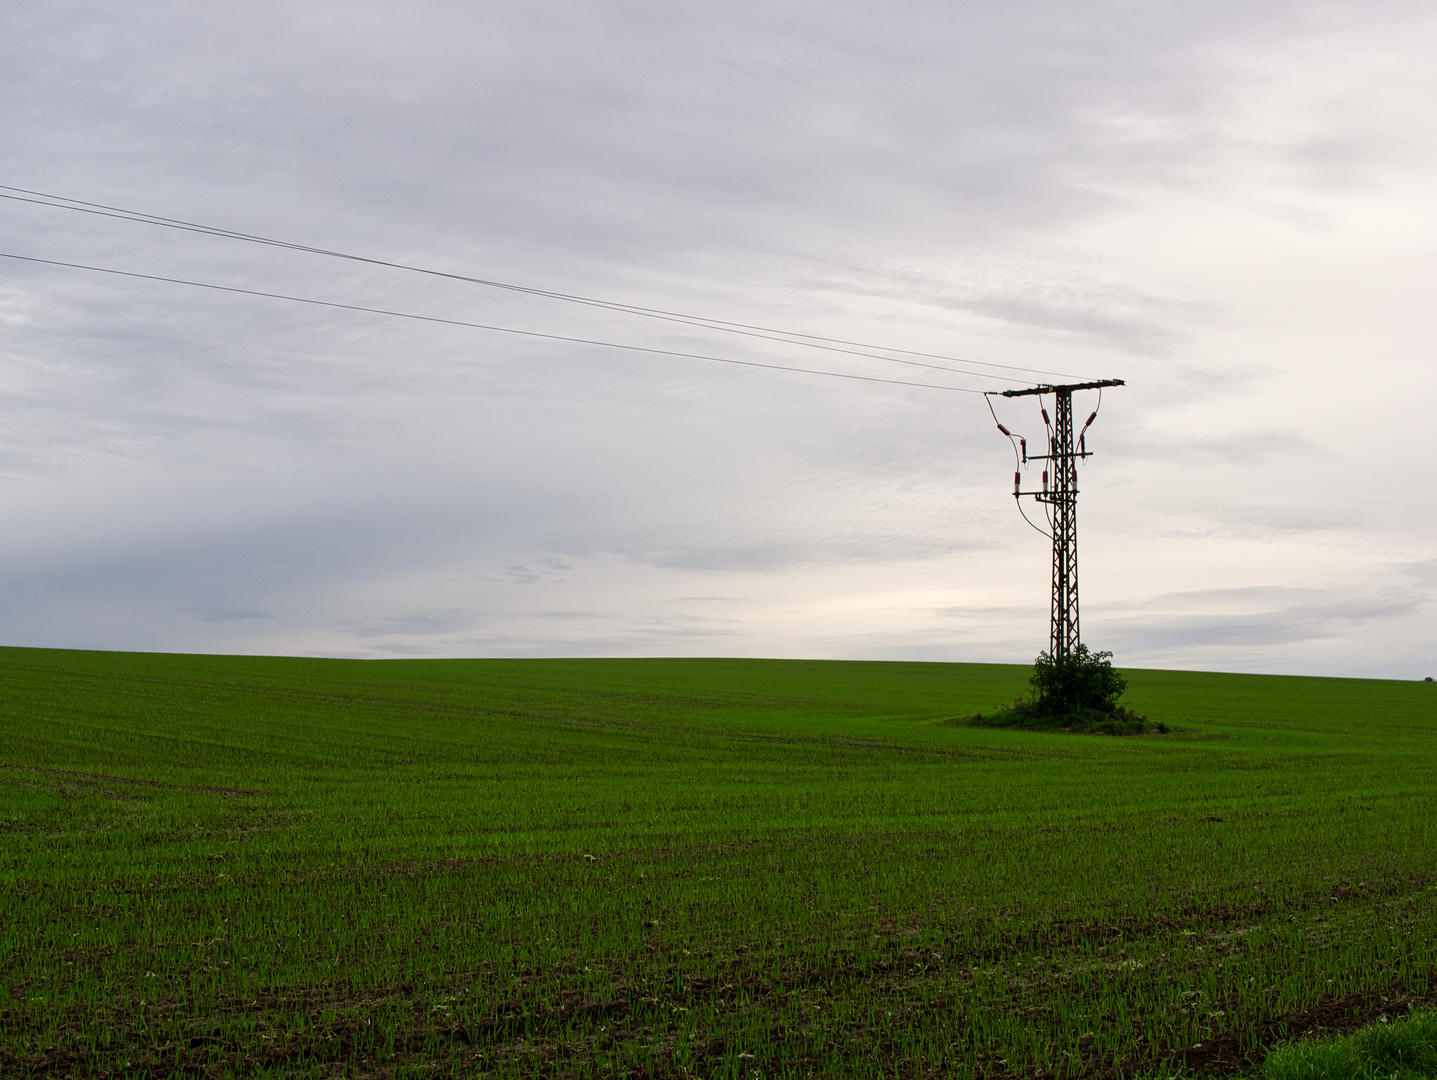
[2,643,1435,685]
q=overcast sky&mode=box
[2,0,1434,677]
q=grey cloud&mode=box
[489,567,545,586]
[931,604,1045,622]
[853,262,1207,358]
[357,611,750,659]
[192,604,272,624]
[345,610,481,639]
[1138,431,1322,465]
[956,294,1186,356]
[0,0,1433,673]
[0,1,1357,265]
[634,533,1000,574]
[1088,584,1432,651]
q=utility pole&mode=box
[991,380,1124,661]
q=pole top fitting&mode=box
[1000,379,1125,398]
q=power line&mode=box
[0,186,1040,384]
[0,251,993,395]
[0,184,1096,385]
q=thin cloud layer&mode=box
[1,0,1435,676]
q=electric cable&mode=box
[0,184,1095,384]
[1078,386,1104,455]
[984,392,1053,539]
[0,251,992,394]
[984,392,1027,473]
[1019,497,1055,540]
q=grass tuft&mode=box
[1262,1011,1437,1080]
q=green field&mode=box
[2,646,1435,1079]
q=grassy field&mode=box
[1,646,1434,1079]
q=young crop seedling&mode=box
[1,648,1433,1078]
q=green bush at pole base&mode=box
[961,643,1167,734]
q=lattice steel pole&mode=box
[994,379,1124,660]
[1045,388,1080,659]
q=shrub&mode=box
[1029,644,1128,716]
[959,644,1163,735]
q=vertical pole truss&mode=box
[1042,389,1080,659]
[992,379,1124,661]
